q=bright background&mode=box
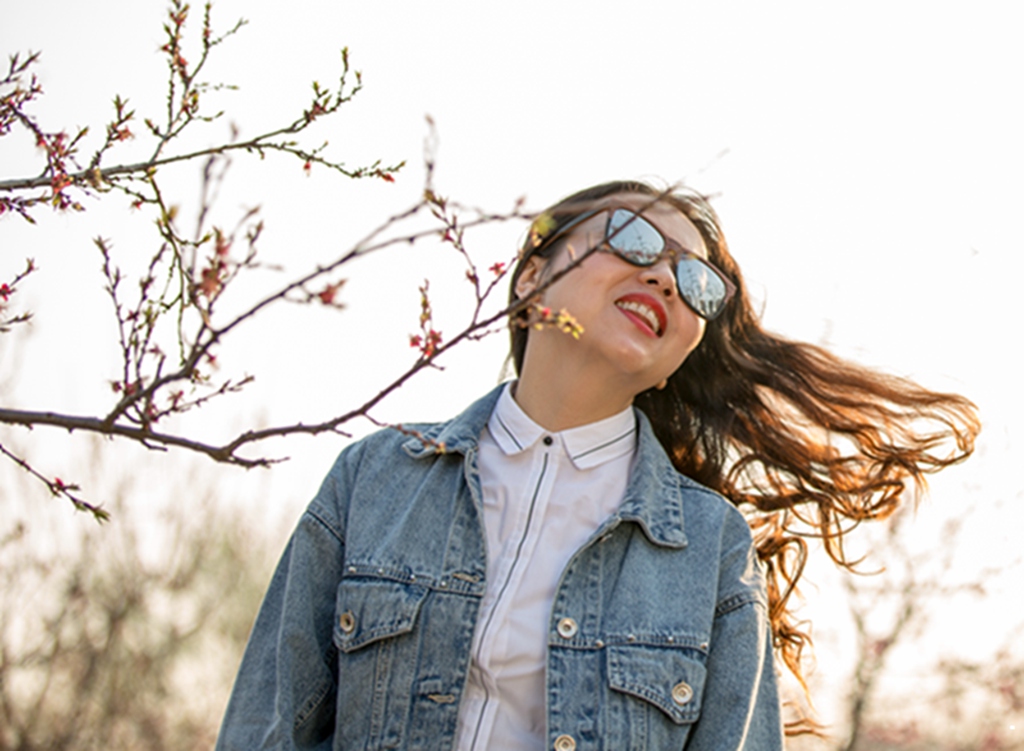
[3,0,1022,738]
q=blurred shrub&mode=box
[0,450,278,750]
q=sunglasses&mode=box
[542,206,736,320]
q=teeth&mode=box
[616,300,661,335]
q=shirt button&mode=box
[671,681,694,706]
[553,734,576,751]
[543,435,553,446]
[556,617,578,639]
[338,611,356,634]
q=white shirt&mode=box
[455,383,637,751]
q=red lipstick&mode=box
[614,293,667,337]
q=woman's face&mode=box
[516,193,708,395]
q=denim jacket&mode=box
[217,386,783,750]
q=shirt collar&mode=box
[487,383,637,470]
[402,384,692,548]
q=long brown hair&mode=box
[509,180,980,728]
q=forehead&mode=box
[594,192,708,258]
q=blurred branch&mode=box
[836,508,1011,751]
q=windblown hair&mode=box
[509,180,980,730]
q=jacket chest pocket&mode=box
[332,579,429,749]
[605,645,707,750]
[334,578,428,652]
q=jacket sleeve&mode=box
[215,448,358,751]
[684,512,784,751]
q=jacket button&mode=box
[338,611,356,634]
[671,681,694,706]
[553,734,576,751]
[556,617,578,639]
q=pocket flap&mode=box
[333,579,429,653]
[606,645,707,724]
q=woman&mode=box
[217,180,979,750]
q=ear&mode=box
[655,378,668,390]
[514,256,548,300]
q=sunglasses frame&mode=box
[536,205,737,320]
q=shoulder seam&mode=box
[305,506,345,546]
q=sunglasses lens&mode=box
[606,209,664,264]
[676,257,729,319]
[605,208,730,319]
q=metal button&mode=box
[556,617,578,639]
[338,610,356,634]
[671,681,694,706]
[553,734,576,751]
[543,435,553,446]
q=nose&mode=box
[640,259,676,298]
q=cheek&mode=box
[537,253,610,306]
[671,316,706,364]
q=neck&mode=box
[513,357,635,432]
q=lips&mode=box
[615,293,667,337]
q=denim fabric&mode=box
[216,386,784,751]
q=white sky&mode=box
[3,0,1023,732]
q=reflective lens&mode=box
[675,256,729,319]
[607,209,664,263]
[605,209,732,320]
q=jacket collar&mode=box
[401,384,505,458]
[402,384,688,549]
